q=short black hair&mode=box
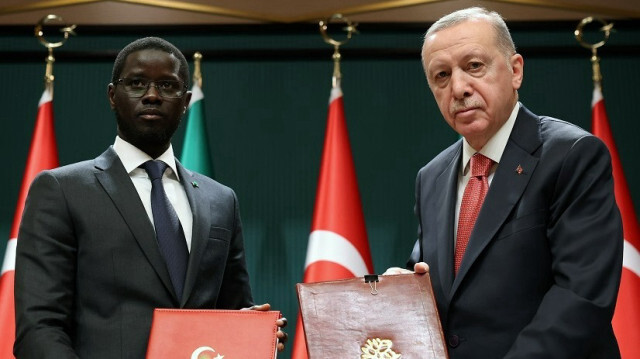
[111,37,190,86]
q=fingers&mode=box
[276,316,287,328]
[414,262,429,273]
[383,267,413,275]
[277,329,288,342]
[239,304,287,351]
[276,315,287,351]
[383,262,429,275]
[276,322,288,352]
[244,303,271,311]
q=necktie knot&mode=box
[141,160,168,181]
[470,153,493,178]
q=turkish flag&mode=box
[0,88,59,358]
[592,85,640,359]
[291,86,374,358]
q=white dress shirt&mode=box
[113,136,193,252]
[454,102,520,242]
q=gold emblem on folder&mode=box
[361,338,402,359]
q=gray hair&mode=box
[422,7,516,61]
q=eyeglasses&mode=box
[115,78,186,98]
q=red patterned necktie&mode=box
[454,153,494,274]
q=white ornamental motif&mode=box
[361,338,402,359]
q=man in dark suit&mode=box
[387,7,623,359]
[14,37,286,358]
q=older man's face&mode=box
[422,19,523,150]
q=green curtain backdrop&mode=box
[1,21,638,358]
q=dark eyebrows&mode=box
[460,49,491,64]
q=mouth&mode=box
[454,106,477,115]
[138,109,163,120]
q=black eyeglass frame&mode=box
[114,78,188,99]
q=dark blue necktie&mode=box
[141,160,189,299]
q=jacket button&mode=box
[448,334,460,348]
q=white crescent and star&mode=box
[190,346,223,359]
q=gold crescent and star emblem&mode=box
[361,338,402,359]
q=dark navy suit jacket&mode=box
[410,105,623,358]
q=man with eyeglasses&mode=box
[14,37,287,358]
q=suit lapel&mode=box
[93,147,177,302]
[451,106,542,295]
[176,161,211,307]
[433,145,461,298]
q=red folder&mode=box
[146,309,280,358]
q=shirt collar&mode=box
[461,102,520,174]
[113,136,180,180]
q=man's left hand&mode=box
[245,303,288,352]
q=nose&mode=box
[450,69,472,99]
[141,83,162,103]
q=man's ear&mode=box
[511,54,524,90]
[183,91,192,113]
[107,83,116,110]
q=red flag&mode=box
[592,85,640,359]
[291,86,374,358]
[0,89,59,358]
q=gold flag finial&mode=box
[193,52,203,88]
[34,14,76,96]
[574,17,613,85]
[319,14,358,88]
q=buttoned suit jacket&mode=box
[14,147,254,359]
[409,105,623,359]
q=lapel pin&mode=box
[515,165,524,175]
[191,181,199,188]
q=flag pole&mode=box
[577,17,640,359]
[574,16,612,86]
[180,51,214,177]
[0,14,70,359]
[292,14,374,359]
[192,51,202,88]
[34,14,76,97]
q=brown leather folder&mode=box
[296,273,448,358]
[146,309,280,358]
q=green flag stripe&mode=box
[181,89,214,177]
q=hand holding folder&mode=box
[146,309,282,358]
[297,273,448,359]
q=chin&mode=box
[140,130,173,146]
[457,125,490,143]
